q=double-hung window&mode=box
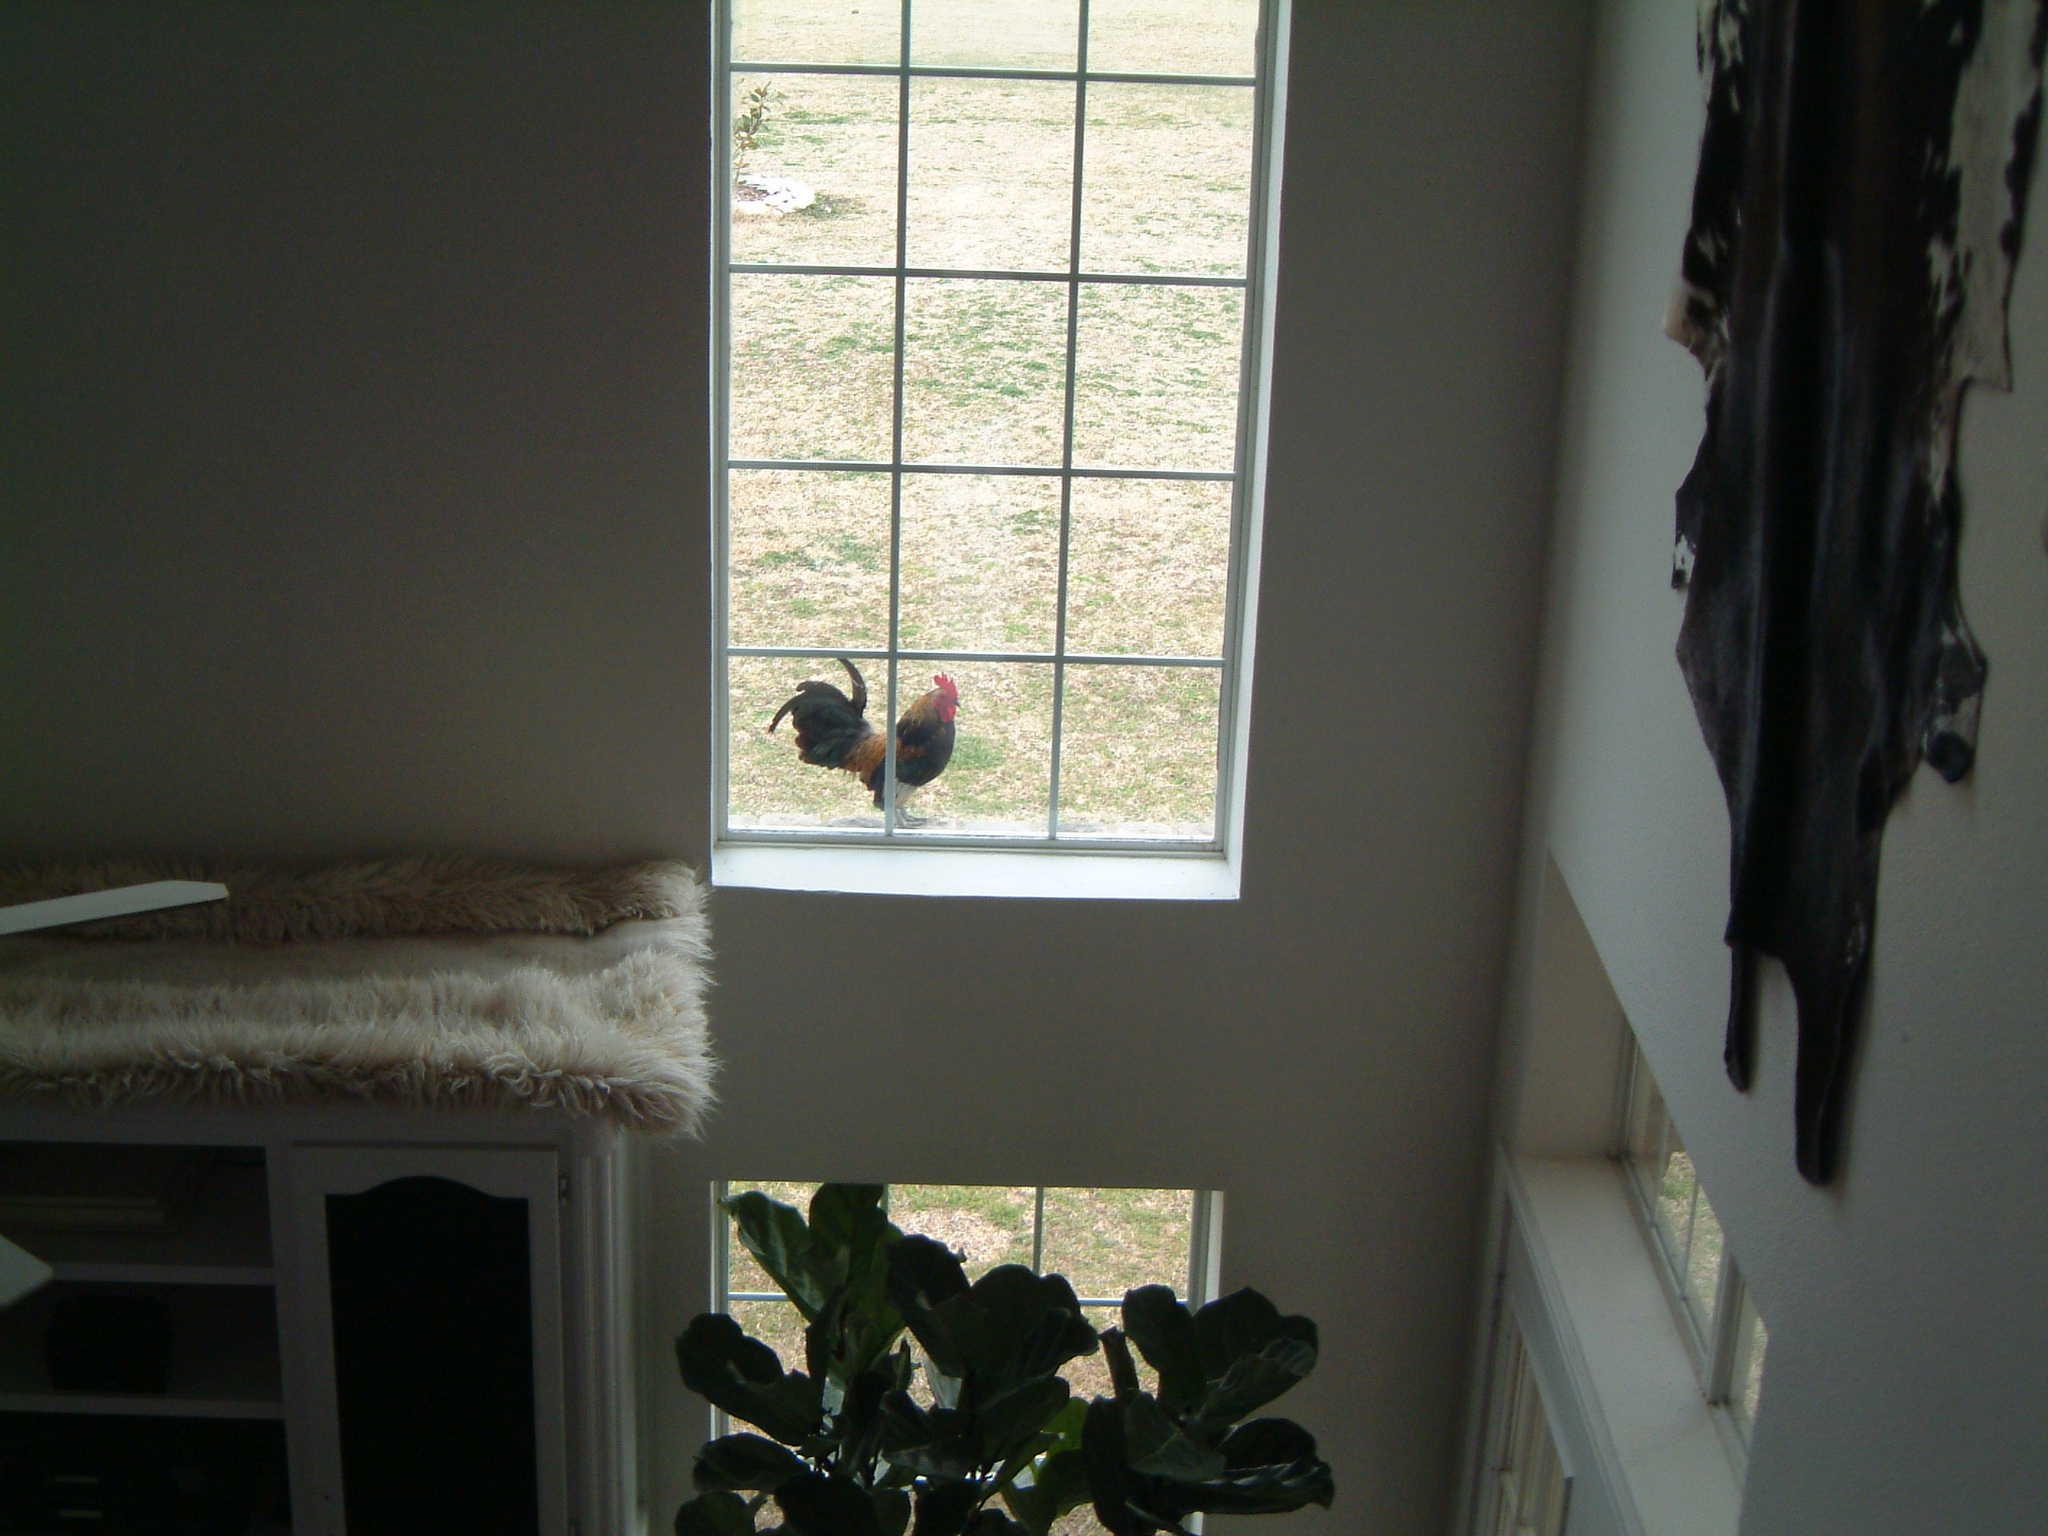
[715,0,1281,853]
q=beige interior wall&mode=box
[0,4,1594,1530]
[1501,4,2048,1529]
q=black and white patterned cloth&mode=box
[1667,0,2046,1181]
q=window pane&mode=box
[1730,1291,1768,1433]
[1653,1139,1696,1271]
[1072,283,1243,471]
[887,1184,1036,1279]
[1683,1180,1725,1334]
[1622,1047,1668,1208]
[728,469,892,649]
[730,653,896,830]
[892,660,1055,837]
[732,73,900,268]
[908,79,1076,273]
[731,274,895,462]
[911,0,1080,70]
[1039,1186,1193,1300]
[1624,1048,1661,1160]
[1065,477,1229,657]
[1088,0,1258,77]
[903,279,1069,465]
[899,473,1060,653]
[734,0,898,64]
[1058,664,1219,837]
[1082,83,1254,277]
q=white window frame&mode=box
[1456,860,1747,1536]
[1614,1037,1768,1455]
[1475,1310,1573,1536]
[710,0,1287,868]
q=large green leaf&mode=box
[873,1486,913,1536]
[1087,1401,1334,1527]
[819,1354,907,1483]
[1219,1416,1320,1471]
[1196,1416,1334,1513]
[676,1313,825,1446]
[807,1266,908,1392]
[892,1249,1097,1400]
[808,1184,898,1284]
[1117,1287,1203,1416]
[1001,1444,1091,1536]
[811,1185,907,1378]
[993,1392,1084,1494]
[961,1511,1031,1535]
[1117,1395,1226,1483]
[885,1235,974,1376]
[674,1489,756,1536]
[1079,1397,1148,1536]
[877,1383,939,1460]
[692,1432,810,1494]
[966,1267,1099,1387]
[974,1376,1073,1467]
[890,1404,986,1482]
[1171,1459,1334,1517]
[907,1477,980,1536]
[1191,1289,1281,1373]
[887,1374,1072,1486]
[725,1190,833,1320]
[1188,1289,1317,1428]
[776,1471,887,1536]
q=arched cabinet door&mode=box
[279,1145,567,1536]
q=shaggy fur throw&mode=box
[0,857,714,1135]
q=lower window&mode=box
[715,1181,1216,1535]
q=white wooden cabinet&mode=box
[0,1104,633,1535]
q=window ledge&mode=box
[1505,1154,1743,1535]
[712,842,1241,901]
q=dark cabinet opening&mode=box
[324,1176,538,1535]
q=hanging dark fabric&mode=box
[1667,0,2046,1182]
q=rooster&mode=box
[768,657,960,820]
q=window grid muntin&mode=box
[881,4,912,829]
[718,0,1275,851]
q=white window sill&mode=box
[1505,1154,1743,1535]
[711,842,1241,901]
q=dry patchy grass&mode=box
[728,0,1256,839]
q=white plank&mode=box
[0,1233,53,1307]
[0,881,229,935]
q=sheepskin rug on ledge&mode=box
[0,856,714,1135]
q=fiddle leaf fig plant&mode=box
[674,1185,1334,1536]
[1077,1287,1333,1532]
